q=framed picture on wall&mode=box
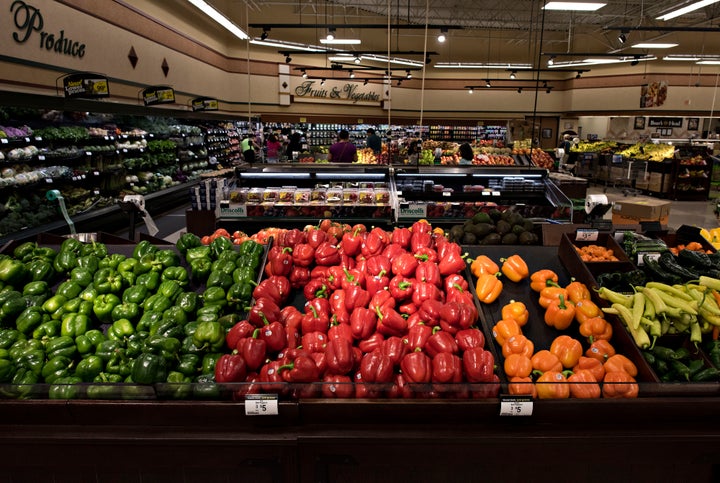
[634,117,646,130]
[688,118,699,131]
[541,128,552,139]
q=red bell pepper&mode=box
[382,336,409,366]
[306,228,327,249]
[358,332,384,353]
[406,312,424,329]
[414,247,438,264]
[382,243,406,262]
[391,252,419,278]
[387,372,414,399]
[368,290,395,313]
[360,348,394,383]
[446,285,475,306]
[412,282,444,307]
[455,327,486,352]
[326,265,344,291]
[239,328,267,371]
[439,301,477,332]
[280,227,306,248]
[322,374,354,398]
[344,285,371,313]
[360,230,386,258]
[398,301,417,316]
[471,373,500,399]
[247,297,281,328]
[214,353,247,383]
[388,275,414,302]
[301,298,330,334]
[310,265,330,282]
[328,289,350,325]
[462,347,495,383]
[301,331,327,353]
[365,255,391,278]
[417,298,444,326]
[410,230,433,253]
[325,336,355,375]
[354,257,367,275]
[432,352,463,383]
[415,262,442,287]
[341,227,364,257]
[404,322,432,351]
[436,236,461,259]
[289,266,311,289]
[366,271,389,294]
[338,252,356,270]
[411,220,432,234]
[328,320,353,343]
[400,349,432,383]
[354,371,382,398]
[376,305,407,337]
[310,351,327,376]
[226,319,255,350]
[443,273,469,294]
[425,327,459,357]
[279,306,302,349]
[350,306,377,340]
[253,276,291,305]
[352,347,363,372]
[279,353,319,382]
[438,249,467,276]
[303,278,328,301]
[314,241,341,266]
[391,226,412,248]
[260,319,287,353]
[259,360,289,394]
[342,267,365,290]
[233,372,261,399]
[269,247,293,277]
[292,243,315,267]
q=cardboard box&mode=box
[612,196,671,225]
[648,172,671,193]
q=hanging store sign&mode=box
[191,97,219,111]
[292,80,381,106]
[62,72,109,99]
[640,81,668,108]
[142,86,175,106]
[648,117,682,128]
[10,0,86,58]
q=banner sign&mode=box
[648,117,682,128]
[640,81,668,108]
[62,72,108,99]
[293,80,381,106]
[191,97,219,111]
[142,86,175,106]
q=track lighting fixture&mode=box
[260,28,270,41]
[354,56,361,64]
[517,87,522,93]
[485,80,491,87]
[510,70,517,79]
[425,55,432,65]
[301,69,307,78]
[320,78,326,85]
[406,70,412,79]
[618,31,628,44]
[468,87,474,94]
[285,54,292,63]
[363,79,369,85]
[326,28,335,41]
[349,70,355,79]
[630,56,640,66]
[437,28,448,43]
[548,55,555,66]
[575,71,582,79]
[542,80,548,88]
[546,88,551,93]
[397,79,403,86]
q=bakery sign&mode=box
[293,80,381,105]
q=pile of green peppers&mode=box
[0,234,264,400]
[642,343,720,383]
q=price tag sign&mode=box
[93,190,100,195]
[244,394,279,416]
[575,229,599,242]
[86,151,93,156]
[122,149,128,153]
[636,251,661,266]
[35,136,42,141]
[491,191,501,196]
[45,178,53,184]
[442,191,451,197]
[1,138,8,144]
[24,137,31,143]
[38,155,46,161]
[499,395,533,416]
[93,171,100,176]
[104,136,109,140]
[482,191,490,196]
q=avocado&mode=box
[463,219,475,230]
[495,220,511,236]
[488,208,502,222]
[507,212,524,226]
[472,212,492,224]
[449,225,465,242]
[523,219,534,232]
[512,224,526,236]
[519,231,539,245]
[502,233,518,245]
[471,223,495,238]
[482,233,502,245]
[461,232,478,245]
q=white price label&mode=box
[636,252,661,266]
[481,191,491,196]
[244,394,278,416]
[1,138,8,144]
[81,174,86,179]
[86,151,93,156]
[24,137,30,142]
[104,136,109,140]
[499,395,533,416]
[442,191,451,197]
[45,178,53,184]
[575,229,599,242]
[123,149,128,153]
[491,191,501,196]
[35,136,42,141]
[38,155,46,161]
[93,190,100,195]
[93,171,100,176]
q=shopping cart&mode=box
[605,156,646,196]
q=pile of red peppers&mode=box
[217,220,499,399]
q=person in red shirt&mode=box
[328,129,357,163]
[265,133,282,162]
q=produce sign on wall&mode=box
[648,117,682,128]
[640,81,668,108]
[292,80,381,106]
[10,0,86,58]
[62,72,108,99]
[142,86,175,106]
[191,97,218,111]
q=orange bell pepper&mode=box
[572,356,606,382]
[500,254,529,283]
[585,339,616,362]
[530,269,558,293]
[538,286,567,309]
[475,272,503,304]
[544,294,575,330]
[578,316,613,342]
[568,369,601,399]
[603,354,638,377]
[549,335,584,369]
[501,300,529,327]
[501,334,535,358]
[535,370,570,399]
[504,353,533,378]
[508,376,537,397]
[566,280,591,304]
[602,370,639,399]
[492,318,522,346]
[531,350,563,373]
[573,299,602,325]
[469,255,499,278]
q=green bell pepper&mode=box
[206,271,233,290]
[79,284,98,303]
[106,352,132,377]
[176,291,199,315]
[131,352,167,384]
[75,354,104,382]
[235,252,261,272]
[107,318,135,340]
[138,253,164,274]
[68,267,93,288]
[60,313,90,338]
[60,238,83,256]
[143,294,172,313]
[239,239,264,258]
[53,250,77,274]
[181,335,204,355]
[86,377,122,399]
[217,249,240,264]
[202,352,223,375]
[9,337,42,360]
[45,335,77,360]
[186,245,212,263]
[160,370,192,399]
[190,258,212,283]
[177,353,201,377]
[122,285,148,305]
[0,357,16,383]
[0,258,28,286]
[157,280,183,302]
[136,311,163,332]
[144,334,181,360]
[31,246,57,262]
[196,304,224,323]
[162,306,188,326]
[82,241,108,259]
[57,280,83,299]
[210,236,234,259]
[202,286,227,307]
[117,257,139,276]
[217,313,241,331]
[93,372,123,383]
[22,281,49,297]
[41,294,67,314]
[16,306,48,335]
[76,254,100,273]
[125,331,149,359]
[93,268,124,294]
[176,233,202,254]
[192,320,224,351]
[184,321,199,337]
[8,367,39,399]
[1,295,29,323]
[48,375,83,399]
[95,339,123,362]
[42,355,73,383]
[98,253,126,270]
[14,241,38,261]
[136,271,161,292]
[93,293,121,323]
[133,240,158,260]
[0,329,25,350]
[211,259,237,276]
[192,373,220,399]
[32,319,61,340]
[63,298,93,316]
[161,266,189,287]
[226,282,253,310]
[233,266,255,284]
[14,347,45,377]
[156,250,180,269]
[26,259,56,283]
[111,301,140,323]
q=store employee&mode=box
[328,129,358,163]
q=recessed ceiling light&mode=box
[186,0,249,39]
[319,38,362,45]
[631,43,678,49]
[543,2,606,11]
[697,60,720,65]
[656,0,720,21]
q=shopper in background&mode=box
[407,138,422,164]
[286,132,303,159]
[558,134,572,163]
[366,127,382,154]
[327,129,358,163]
[458,142,474,165]
[241,132,260,164]
[265,133,282,163]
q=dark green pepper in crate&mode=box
[83,241,108,259]
[22,281,49,297]
[193,321,224,351]
[107,318,135,341]
[227,282,253,310]
[211,259,237,276]
[42,355,74,383]
[156,250,180,269]
[196,304,224,323]
[144,335,181,361]
[0,357,16,383]
[210,236,234,259]
[117,258,139,277]
[60,313,90,338]
[131,352,167,384]
[122,285,148,305]
[202,286,227,307]
[137,311,163,332]
[202,352,223,375]
[45,335,77,360]
[111,302,140,323]
[133,240,158,260]
[57,281,83,300]
[136,271,161,292]
[9,367,39,399]
[1,295,30,323]
[181,336,204,355]
[53,250,77,274]
[217,249,240,264]
[160,371,192,399]
[184,321,199,338]
[158,280,183,302]
[126,331,149,359]
[139,253,164,273]
[162,306,188,326]
[161,266,189,287]
[79,284,98,303]
[93,268,124,295]
[0,329,25,350]
[95,340,123,363]
[93,293,121,324]
[176,291,198,316]
[143,294,172,313]
[0,258,28,286]
[76,254,100,273]
[13,242,38,262]
[98,254,126,271]
[239,239,264,258]
[76,329,105,357]
[186,245,212,263]
[193,373,220,399]
[48,376,82,399]
[177,353,201,377]
[176,232,202,254]
[190,258,212,283]
[75,354,104,382]
[206,271,233,290]
[32,319,61,340]
[26,259,56,283]
[233,266,256,285]
[16,306,48,335]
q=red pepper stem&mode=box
[398,281,411,290]
[278,363,294,372]
[432,326,442,334]
[375,305,384,319]
[252,328,261,338]
[260,313,269,326]
[282,247,293,254]
[343,268,356,283]
[414,254,429,262]
[308,305,318,318]
[452,283,464,291]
